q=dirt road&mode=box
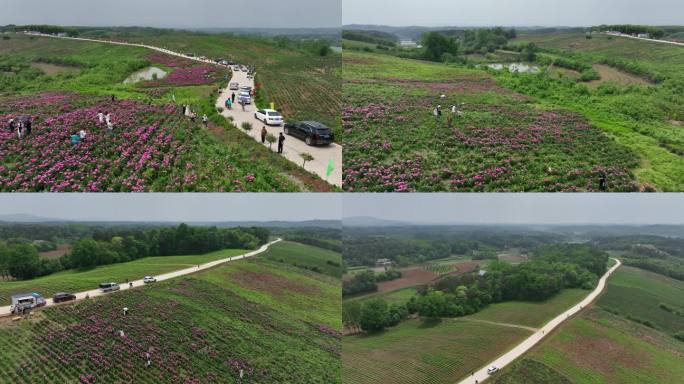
[0,238,281,318]
[216,70,342,186]
[457,258,622,384]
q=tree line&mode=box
[343,244,608,333]
[342,269,402,297]
[593,25,665,39]
[0,224,268,280]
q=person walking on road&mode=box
[240,99,245,111]
[261,126,267,144]
[231,92,236,104]
[277,132,285,154]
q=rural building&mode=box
[375,258,393,269]
[637,33,650,39]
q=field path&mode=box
[25,32,341,187]
[604,32,684,47]
[460,318,538,332]
[0,238,281,318]
[216,71,342,186]
[458,258,622,384]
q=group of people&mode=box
[97,110,114,133]
[7,116,32,139]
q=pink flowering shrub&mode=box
[164,66,217,86]
[0,92,298,191]
[343,86,639,192]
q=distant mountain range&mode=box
[0,214,340,228]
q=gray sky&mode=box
[343,0,684,27]
[0,194,341,222]
[343,194,684,225]
[0,0,341,28]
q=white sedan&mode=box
[143,276,157,283]
[487,366,499,375]
[254,109,283,126]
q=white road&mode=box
[216,71,343,187]
[604,32,684,47]
[458,258,622,384]
[27,32,343,187]
[0,238,281,318]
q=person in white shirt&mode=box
[97,111,104,124]
[79,129,87,139]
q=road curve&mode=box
[458,258,622,384]
[216,70,343,187]
[0,238,282,318]
[27,32,342,186]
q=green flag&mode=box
[326,159,334,179]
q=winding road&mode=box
[27,32,342,187]
[0,238,281,318]
[458,258,622,384]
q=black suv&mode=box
[53,292,76,303]
[283,121,334,146]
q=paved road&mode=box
[30,32,342,187]
[0,238,281,318]
[458,258,622,384]
[604,32,684,47]
[216,70,342,186]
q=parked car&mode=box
[239,86,252,92]
[143,276,157,284]
[487,366,499,375]
[238,91,252,104]
[53,292,76,303]
[284,121,334,146]
[229,82,239,90]
[186,53,194,57]
[99,282,120,293]
[254,109,283,126]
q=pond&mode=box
[486,63,541,74]
[123,66,167,84]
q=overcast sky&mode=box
[0,0,340,28]
[344,194,684,225]
[343,0,684,27]
[0,194,341,222]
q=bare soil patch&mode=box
[30,62,81,76]
[588,64,652,89]
[376,267,438,293]
[39,243,72,260]
[563,332,650,375]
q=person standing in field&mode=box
[97,111,105,125]
[277,132,285,154]
[261,126,267,144]
[181,105,186,116]
[16,120,23,139]
[23,117,32,136]
[79,129,87,139]
[70,132,80,145]
[598,173,607,191]
[437,105,442,117]
[202,114,209,128]
[107,120,114,135]
[7,118,15,133]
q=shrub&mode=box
[241,121,253,131]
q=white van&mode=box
[99,282,120,293]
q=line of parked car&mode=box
[8,276,158,314]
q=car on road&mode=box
[143,276,157,283]
[239,86,252,92]
[487,366,499,375]
[254,109,283,126]
[53,292,76,303]
[99,282,120,293]
[229,82,239,90]
[10,293,46,314]
[284,121,334,146]
[238,91,252,104]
